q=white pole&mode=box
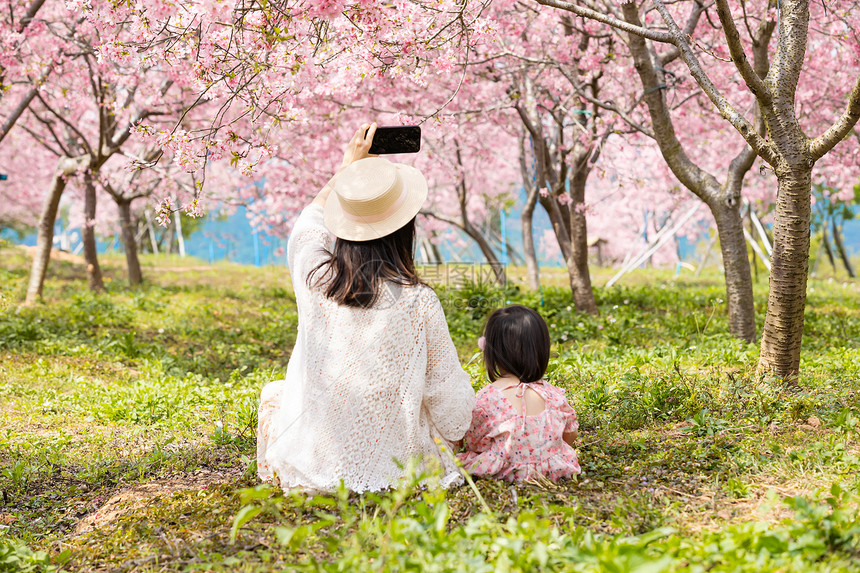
[749,208,772,256]
[695,233,718,277]
[743,228,771,271]
[174,206,186,257]
[145,210,159,255]
[606,203,702,287]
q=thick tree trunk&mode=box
[117,199,143,286]
[621,2,756,341]
[521,184,541,290]
[758,168,813,380]
[831,218,855,278]
[565,171,598,314]
[82,173,106,293]
[712,203,756,342]
[24,169,68,304]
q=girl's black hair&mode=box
[308,218,423,308]
[483,305,550,383]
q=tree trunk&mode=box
[565,171,598,314]
[757,168,813,380]
[521,183,541,290]
[621,1,756,342]
[821,226,837,272]
[82,172,106,293]
[831,218,855,278]
[462,222,506,285]
[538,194,573,261]
[712,203,756,342]
[165,218,175,255]
[117,199,143,286]
[24,168,67,304]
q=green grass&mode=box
[0,241,859,571]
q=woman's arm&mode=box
[311,123,378,208]
[422,293,476,443]
[289,123,378,296]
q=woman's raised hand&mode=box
[340,123,377,169]
[313,123,377,208]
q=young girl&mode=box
[458,305,580,482]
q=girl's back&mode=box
[459,379,580,482]
[457,304,581,483]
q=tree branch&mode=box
[535,0,672,43]
[17,0,46,33]
[36,93,93,157]
[0,67,51,145]
[420,209,464,230]
[660,0,709,67]
[714,0,771,105]
[18,123,65,157]
[620,2,720,205]
[808,74,860,160]
[764,0,809,106]
[651,0,777,164]
[555,65,656,139]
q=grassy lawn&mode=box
[1,241,859,571]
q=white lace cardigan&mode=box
[256,204,475,491]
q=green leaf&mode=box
[230,505,263,543]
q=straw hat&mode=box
[324,157,428,242]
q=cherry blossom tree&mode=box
[0,0,51,145]
[0,0,207,302]
[535,0,860,378]
[418,117,518,284]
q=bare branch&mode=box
[651,0,777,164]
[714,0,771,105]
[808,74,860,160]
[0,67,51,144]
[660,0,709,66]
[535,0,673,43]
[36,93,93,157]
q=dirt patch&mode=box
[73,468,243,535]
[147,266,216,272]
[20,246,85,265]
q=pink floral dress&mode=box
[457,380,580,482]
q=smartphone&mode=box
[367,125,421,155]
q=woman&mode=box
[256,124,475,492]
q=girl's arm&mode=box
[553,385,579,448]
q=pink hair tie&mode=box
[477,336,486,350]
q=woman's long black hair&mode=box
[308,218,424,308]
